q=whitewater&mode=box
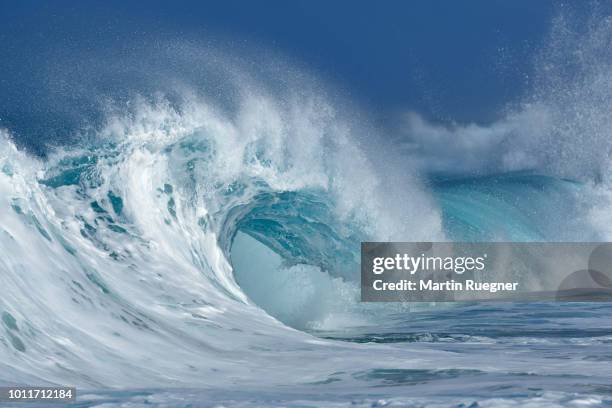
[1,10,612,408]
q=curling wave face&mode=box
[0,91,446,387]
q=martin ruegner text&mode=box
[372,279,519,293]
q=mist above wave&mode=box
[398,14,612,184]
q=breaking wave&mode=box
[1,7,612,396]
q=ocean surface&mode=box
[1,6,612,408]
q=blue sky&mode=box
[0,1,577,149]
